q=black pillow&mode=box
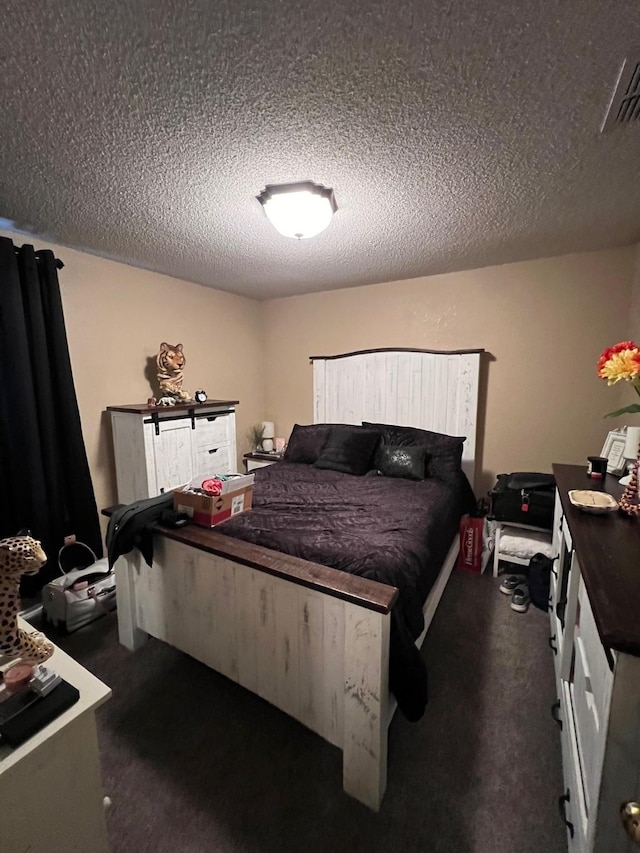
[374,445,427,481]
[363,421,465,485]
[427,441,465,485]
[314,426,380,476]
[283,424,332,464]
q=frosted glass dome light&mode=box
[257,181,337,240]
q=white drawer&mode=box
[193,442,233,477]
[193,413,232,448]
[577,581,613,723]
[562,513,573,552]
[550,611,563,685]
[246,458,277,471]
[549,575,558,636]
[560,681,589,851]
[558,719,580,850]
[552,495,564,567]
[572,636,605,814]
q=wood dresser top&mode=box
[106,399,239,414]
[553,463,640,658]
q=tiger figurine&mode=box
[156,342,191,402]
[0,536,54,664]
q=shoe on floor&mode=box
[499,574,527,595]
[511,585,530,613]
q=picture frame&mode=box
[600,428,628,475]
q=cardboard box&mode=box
[174,474,255,528]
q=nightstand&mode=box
[243,452,282,472]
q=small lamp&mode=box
[619,426,640,486]
[261,421,275,452]
[257,181,337,239]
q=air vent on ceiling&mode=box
[602,50,640,132]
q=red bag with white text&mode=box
[457,514,485,573]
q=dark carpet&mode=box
[43,569,566,853]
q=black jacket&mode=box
[106,493,174,570]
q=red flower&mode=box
[597,341,640,380]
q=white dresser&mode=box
[550,464,640,853]
[108,400,238,503]
[0,621,111,853]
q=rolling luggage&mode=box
[489,472,556,530]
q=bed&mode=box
[114,347,483,810]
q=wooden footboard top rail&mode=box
[102,509,398,615]
[158,525,399,613]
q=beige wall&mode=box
[5,227,636,521]
[262,247,635,496]
[2,231,265,535]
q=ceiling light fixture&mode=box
[257,181,337,240]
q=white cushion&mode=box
[499,529,554,560]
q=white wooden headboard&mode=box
[311,347,483,487]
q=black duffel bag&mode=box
[489,472,556,530]
[529,552,554,611]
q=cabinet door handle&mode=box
[621,802,640,846]
[548,634,558,654]
[206,416,218,422]
[556,597,567,621]
[208,448,219,454]
[550,700,563,730]
[558,789,575,838]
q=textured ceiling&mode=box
[1,1,640,299]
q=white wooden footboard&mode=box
[115,528,459,810]
[115,534,392,810]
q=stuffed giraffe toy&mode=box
[0,536,54,664]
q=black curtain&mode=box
[0,237,102,593]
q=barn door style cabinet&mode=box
[550,464,640,853]
[108,400,239,504]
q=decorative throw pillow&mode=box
[363,421,465,485]
[283,424,333,464]
[374,445,427,481]
[425,440,465,485]
[314,426,381,476]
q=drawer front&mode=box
[194,413,232,448]
[562,512,573,552]
[550,611,563,686]
[246,458,276,471]
[552,493,563,557]
[549,583,556,635]
[572,636,604,814]
[577,580,613,723]
[194,442,233,477]
[560,681,589,851]
[559,723,580,852]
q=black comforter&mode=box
[218,462,472,720]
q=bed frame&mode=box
[114,348,483,810]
